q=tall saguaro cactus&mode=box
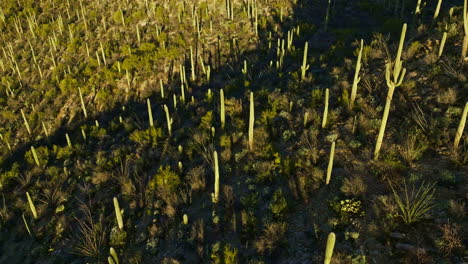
[374,23,407,160]
[147,99,154,127]
[26,192,38,220]
[326,141,336,185]
[79,87,87,118]
[220,89,225,129]
[462,0,468,61]
[213,151,220,203]
[324,232,336,264]
[164,104,172,136]
[249,92,254,150]
[322,88,329,128]
[454,102,468,149]
[113,197,124,230]
[301,42,309,80]
[350,39,364,108]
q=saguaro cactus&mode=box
[350,39,364,108]
[326,141,336,185]
[164,104,173,136]
[220,89,225,129]
[213,151,220,203]
[26,192,38,219]
[79,87,87,118]
[324,232,336,264]
[113,197,124,230]
[454,102,468,149]
[438,31,447,57]
[301,42,309,80]
[31,146,40,167]
[322,88,329,128]
[249,92,254,150]
[374,23,407,160]
[21,109,32,135]
[147,99,154,127]
[462,0,468,61]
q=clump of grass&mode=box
[388,180,436,224]
[71,202,107,258]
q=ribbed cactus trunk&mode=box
[350,39,363,108]
[322,88,329,129]
[301,42,309,80]
[113,197,124,230]
[249,92,254,151]
[462,0,467,61]
[147,99,154,128]
[213,151,220,203]
[324,232,336,264]
[374,23,407,160]
[326,141,335,185]
[454,102,468,149]
[26,192,38,219]
[220,89,225,129]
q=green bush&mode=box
[269,189,288,219]
[130,128,162,148]
[148,166,181,191]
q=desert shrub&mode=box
[58,76,79,94]
[0,163,19,189]
[210,242,239,264]
[25,145,49,166]
[255,222,287,255]
[341,175,367,196]
[129,127,162,148]
[398,128,428,166]
[435,223,463,256]
[330,198,365,225]
[148,166,181,192]
[269,189,288,220]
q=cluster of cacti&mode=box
[0,0,465,262]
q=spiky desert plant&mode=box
[213,151,220,203]
[26,192,38,219]
[301,42,309,80]
[389,180,436,224]
[454,102,468,149]
[147,99,154,127]
[113,197,123,230]
[249,92,255,150]
[322,88,329,128]
[350,39,364,108]
[374,23,407,160]
[220,89,225,129]
[326,141,336,185]
[324,232,336,264]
